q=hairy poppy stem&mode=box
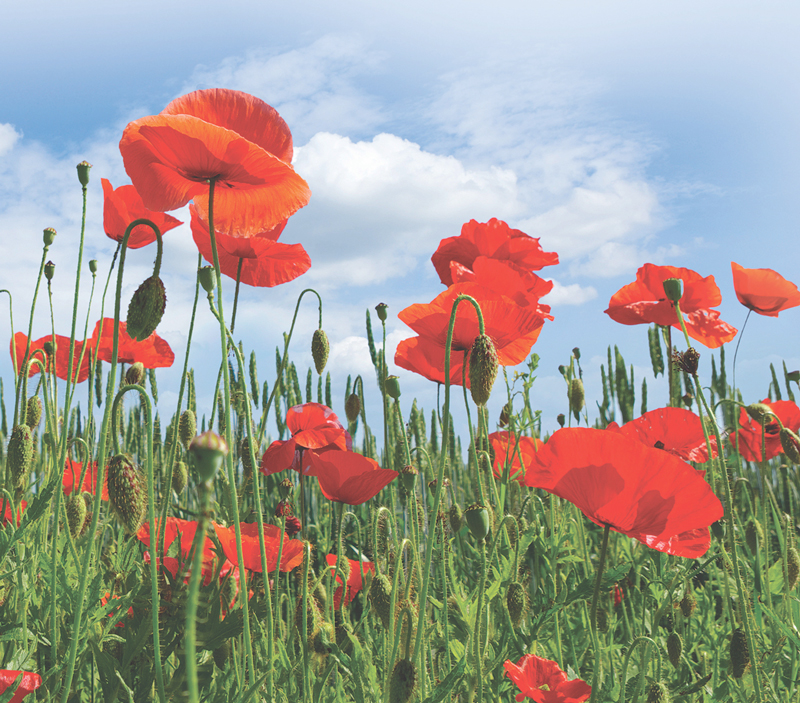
[588,524,611,703]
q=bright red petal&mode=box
[309,451,398,505]
[91,318,174,368]
[732,262,800,317]
[101,178,182,249]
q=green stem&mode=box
[588,524,611,703]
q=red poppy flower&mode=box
[0,671,42,703]
[190,205,311,287]
[63,459,109,501]
[137,517,220,584]
[524,428,723,558]
[489,432,544,483]
[120,89,310,235]
[450,256,554,311]
[306,451,398,505]
[605,264,737,348]
[732,398,800,462]
[606,407,718,463]
[325,554,376,608]
[1,499,26,527]
[101,178,182,249]
[91,318,174,368]
[11,332,91,383]
[613,583,624,608]
[432,218,559,286]
[260,403,351,476]
[731,262,800,317]
[504,654,591,703]
[395,283,547,386]
[213,522,305,573]
[100,592,134,627]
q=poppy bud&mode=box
[746,402,773,423]
[711,519,725,540]
[368,573,393,629]
[178,409,196,450]
[569,378,585,420]
[26,396,42,429]
[213,640,231,670]
[679,591,697,618]
[285,515,302,536]
[344,393,361,423]
[44,261,55,281]
[43,227,57,246]
[667,631,682,668]
[278,478,294,500]
[464,503,490,542]
[499,402,511,427]
[384,375,401,400]
[400,464,417,492]
[388,659,417,703]
[107,453,147,534]
[189,430,228,484]
[89,259,98,274]
[468,334,498,406]
[786,546,799,590]
[745,520,763,554]
[375,302,388,322]
[448,503,462,533]
[125,362,145,386]
[311,329,329,375]
[730,627,750,678]
[682,392,694,408]
[780,428,800,463]
[645,682,670,703]
[198,266,216,293]
[662,277,683,303]
[172,461,188,493]
[43,340,54,356]
[557,413,566,428]
[66,492,88,539]
[506,581,529,627]
[126,275,166,341]
[572,346,581,360]
[7,424,34,487]
[76,160,92,186]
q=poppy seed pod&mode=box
[8,424,34,487]
[76,160,92,186]
[126,275,166,341]
[662,277,683,303]
[278,477,294,500]
[557,413,566,428]
[189,430,229,484]
[44,261,55,281]
[178,409,196,450]
[125,362,145,386]
[344,393,361,424]
[172,460,188,493]
[89,259,98,274]
[384,375,401,400]
[25,396,42,429]
[375,302,388,322]
[43,227,57,246]
[311,329,329,375]
[389,659,417,703]
[198,265,216,293]
[468,333,498,406]
[464,503,490,541]
[730,627,750,678]
[780,428,800,463]
[107,454,147,534]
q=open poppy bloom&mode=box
[432,218,559,287]
[489,432,544,483]
[307,451,398,505]
[91,318,174,368]
[0,671,42,703]
[395,283,547,386]
[1,499,26,527]
[260,403,351,475]
[606,407,718,463]
[732,398,800,462]
[325,554,376,608]
[524,428,723,558]
[11,332,91,383]
[213,522,305,573]
[504,654,591,703]
[190,204,311,287]
[731,262,800,317]
[101,178,182,249]
[137,516,221,585]
[120,89,311,235]
[63,459,108,501]
[450,256,554,312]
[605,263,737,348]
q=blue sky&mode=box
[2,1,799,440]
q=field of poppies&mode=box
[0,89,798,703]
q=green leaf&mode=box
[420,656,466,703]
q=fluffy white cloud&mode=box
[0,124,20,157]
[541,280,598,306]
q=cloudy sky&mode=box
[2,1,799,441]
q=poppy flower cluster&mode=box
[525,428,723,558]
[396,219,558,387]
[605,263,737,348]
[732,398,800,462]
[504,654,591,703]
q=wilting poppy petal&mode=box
[213,522,304,573]
[91,318,174,368]
[325,554,376,608]
[101,178,182,249]
[490,432,544,483]
[525,428,722,558]
[0,670,43,703]
[190,205,310,287]
[732,398,800,462]
[11,332,91,383]
[731,262,800,317]
[504,654,591,703]
[432,218,558,286]
[63,459,109,501]
[307,451,398,505]
[606,407,718,462]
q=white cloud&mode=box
[0,124,20,157]
[541,280,598,306]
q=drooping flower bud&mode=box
[345,393,361,423]
[468,334,498,406]
[178,409,196,450]
[572,346,581,360]
[44,261,55,281]
[198,266,216,293]
[448,503,462,533]
[125,362,145,386]
[311,329,329,375]
[464,503,490,542]
[212,640,231,670]
[384,375,401,400]
[26,396,42,429]
[43,227,57,246]
[746,402,773,423]
[66,492,88,539]
[399,465,417,492]
[76,160,92,186]
[388,659,417,703]
[506,581,529,627]
[745,520,763,554]
[368,573,393,629]
[107,454,147,534]
[679,591,697,618]
[557,413,566,428]
[189,430,229,484]
[126,275,166,341]
[667,631,682,668]
[7,424,34,487]
[375,302,388,322]
[730,627,750,678]
[172,460,188,493]
[779,428,800,463]
[569,378,585,420]
[662,277,683,303]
